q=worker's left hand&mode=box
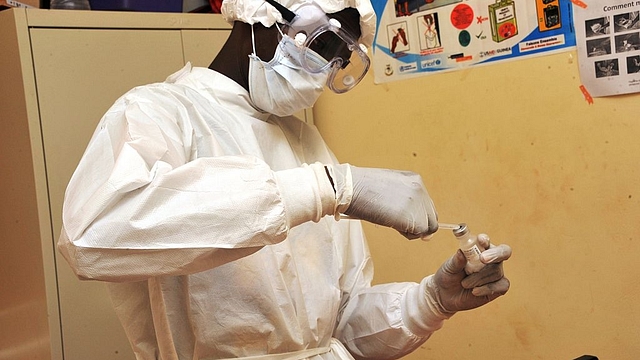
[425,234,512,315]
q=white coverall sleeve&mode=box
[334,224,450,360]
[58,86,336,282]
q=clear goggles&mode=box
[276,2,370,93]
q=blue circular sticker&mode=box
[459,30,471,47]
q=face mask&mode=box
[248,32,329,117]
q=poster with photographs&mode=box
[371,0,576,84]
[575,1,640,96]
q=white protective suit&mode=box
[58,64,447,360]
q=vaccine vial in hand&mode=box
[452,223,486,274]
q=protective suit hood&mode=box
[221,0,376,48]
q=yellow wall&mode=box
[314,50,640,359]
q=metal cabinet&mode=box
[0,8,231,359]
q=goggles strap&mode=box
[250,24,257,56]
[275,22,285,37]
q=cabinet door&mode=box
[30,27,185,360]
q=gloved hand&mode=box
[327,164,438,239]
[426,234,512,317]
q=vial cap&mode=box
[452,223,468,237]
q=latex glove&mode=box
[327,164,438,239]
[426,234,512,317]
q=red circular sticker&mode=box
[450,4,474,30]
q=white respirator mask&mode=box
[248,27,329,117]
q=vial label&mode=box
[462,244,482,261]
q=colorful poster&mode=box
[371,0,577,83]
[574,1,640,97]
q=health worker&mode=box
[58,0,512,358]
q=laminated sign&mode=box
[372,0,576,83]
[573,0,640,96]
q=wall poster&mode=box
[574,1,640,97]
[371,0,577,83]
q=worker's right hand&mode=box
[328,164,438,240]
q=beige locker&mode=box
[0,8,230,360]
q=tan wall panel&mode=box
[314,50,640,359]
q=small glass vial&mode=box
[452,223,485,274]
